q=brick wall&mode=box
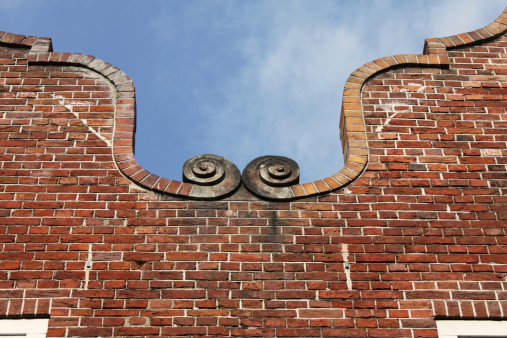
[0,7,506,338]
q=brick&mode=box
[299,309,344,318]
[162,290,206,299]
[0,8,506,337]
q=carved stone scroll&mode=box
[183,154,241,199]
[242,156,300,200]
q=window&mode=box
[436,320,507,338]
[0,319,49,338]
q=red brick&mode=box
[0,12,506,337]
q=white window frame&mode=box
[436,320,507,338]
[0,319,49,338]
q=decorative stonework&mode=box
[242,156,300,200]
[182,154,241,199]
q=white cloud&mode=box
[427,0,506,38]
[201,2,368,181]
[144,0,507,182]
[205,1,506,182]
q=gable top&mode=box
[1,6,506,201]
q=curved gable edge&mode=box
[284,6,507,200]
[0,31,52,52]
[7,6,507,201]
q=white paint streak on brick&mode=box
[375,111,398,133]
[83,243,92,290]
[342,243,352,290]
[55,95,112,147]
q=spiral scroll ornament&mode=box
[182,154,241,199]
[242,156,300,200]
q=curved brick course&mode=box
[4,6,506,201]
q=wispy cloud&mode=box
[144,0,506,182]
[201,1,370,181]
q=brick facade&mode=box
[0,6,506,338]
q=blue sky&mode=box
[2,1,506,183]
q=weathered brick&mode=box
[0,10,506,337]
